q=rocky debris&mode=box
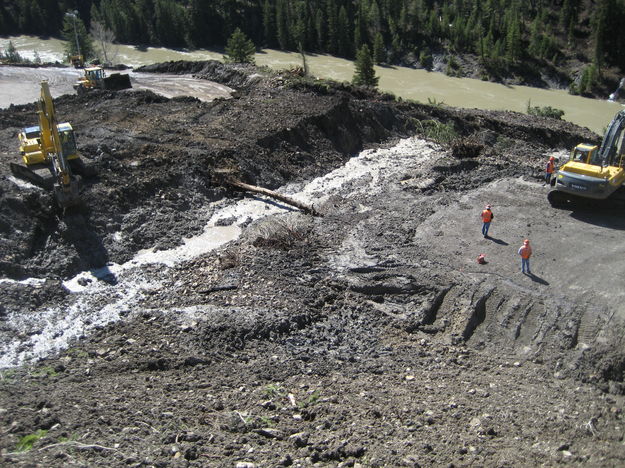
[0,62,623,467]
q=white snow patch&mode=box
[0,277,47,286]
[1,136,438,367]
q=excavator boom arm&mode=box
[596,110,625,166]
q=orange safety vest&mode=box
[546,160,555,174]
[519,245,532,259]
[481,209,492,223]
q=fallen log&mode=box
[224,177,321,216]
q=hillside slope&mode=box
[0,62,623,467]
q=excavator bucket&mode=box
[53,180,81,208]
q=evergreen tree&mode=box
[154,0,186,48]
[62,12,95,60]
[505,8,521,63]
[419,46,433,70]
[352,44,379,87]
[592,0,608,72]
[263,0,277,47]
[99,0,136,43]
[276,0,291,50]
[314,7,326,51]
[427,9,440,38]
[133,0,157,44]
[224,27,256,64]
[2,41,23,63]
[293,2,308,51]
[337,6,352,58]
[368,0,382,38]
[353,2,367,50]
[390,33,401,62]
[528,14,541,57]
[326,0,339,55]
[373,31,385,64]
[187,0,221,48]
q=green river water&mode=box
[3,35,624,135]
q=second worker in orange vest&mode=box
[481,204,494,238]
[518,239,532,274]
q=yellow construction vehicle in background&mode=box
[74,66,132,94]
[10,80,82,208]
[548,110,625,206]
[69,54,84,68]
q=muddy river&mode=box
[2,35,624,134]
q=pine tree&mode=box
[504,9,521,63]
[262,0,277,47]
[326,0,339,55]
[368,0,382,38]
[3,41,23,63]
[592,0,608,73]
[337,6,352,58]
[224,28,256,64]
[373,31,385,64]
[61,12,95,60]
[314,8,326,51]
[293,2,308,50]
[528,15,541,57]
[276,0,291,50]
[419,46,433,70]
[352,44,379,87]
[353,2,367,50]
[154,0,186,48]
[187,0,221,48]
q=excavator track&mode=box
[10,162,54,189]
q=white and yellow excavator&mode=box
[548,110,625,207]
[10,80,83,208]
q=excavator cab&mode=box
[57,123,79,160]
[570,144,596,164]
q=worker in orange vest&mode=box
[545,156,556,184]
[518,239,532,274]
[481,204,494,238]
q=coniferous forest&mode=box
[1,1,624,87]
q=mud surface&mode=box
[0,65,232,107]
[1,61,624,467]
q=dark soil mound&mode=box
[0,62,622,468]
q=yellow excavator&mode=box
[74,66,132,94]
[10,80,82,208]
[548,110,625,207]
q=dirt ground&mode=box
[0,61,624,467]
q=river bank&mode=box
[2,35,623,134]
